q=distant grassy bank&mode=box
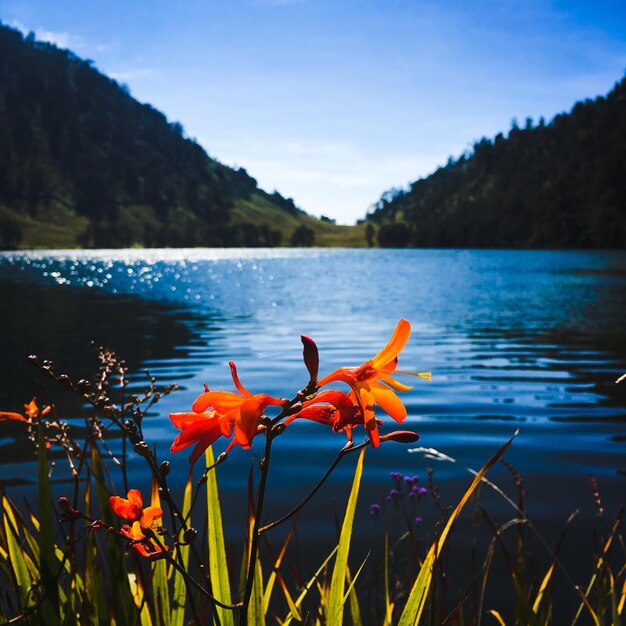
[1,196,370,250]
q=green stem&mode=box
[241,424,276,623]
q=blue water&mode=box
[1,248,625,602]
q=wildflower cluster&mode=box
[109,488,168,560]
[370,471,429,527]
[169,318,430,463]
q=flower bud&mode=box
[133,441,150,457]
[301,335,319,383]
[379,430,420,444]
[58,497,81,519]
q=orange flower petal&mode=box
[317,367,355,388]
[170,417,222,453]
[187,433,221,464]
[229,361,252,397]
[370,383,407,423]
[127,489,143,507]
[372,319,411,370]
[170,411,209,429]
[23,397,39,419]
[192,391,243,413]
[0,411,29,422]
[110,494,143,523]
[140,505,163,530]
[237,396,265,447]
[287,405,335,426]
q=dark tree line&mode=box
[370,74,626,248]
[0,23,299,248]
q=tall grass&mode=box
[0,330,624,625]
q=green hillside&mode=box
[232,193,367,247]
[0,22,363,249]
[369,75,626,248]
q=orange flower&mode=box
[24,398,40,419]
[170,410,230,464]
[286,389,362,441]
[109,489,163,529]
[316,319,430,447]
[170,361,286,463]
[119,522,168,560]
[0,397,43,422]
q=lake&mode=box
[1,248,625,611]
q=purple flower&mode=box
[414,516,423,525]
[389,488,399,498]
[390,472,403,482]
[417,487,428,495]
[370,504,381,515]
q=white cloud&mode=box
[109,68,156,82]
[10,20,81,50]
[36,29,77,49]
[9,19,112,55]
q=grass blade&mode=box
[247,556,266,626]
[618,575,626,615]
[277,570,302,622]
[575,586,601,626]
[532,563,554,614]
[170,467,193,626]
[150,474,170,626]
[326,447,365,625]
[383,532,393,626]
[398,432,516,626]
[205,446,234,626]
[2,495,36,609]
[263,528,293,615]
[282,545,338,626]
[572,509,623,625]
[488,609,507,626]
[344,554,368,624]
[84,474,107,625]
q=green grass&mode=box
[232,193,369,247]
[19,216,89,249]
[7,194,370,249]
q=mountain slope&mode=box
[368,75,626,248]
[0,22,356,249]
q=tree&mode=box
[377,222,410,247]
[290,225,315,247]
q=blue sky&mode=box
[2,0,625,223]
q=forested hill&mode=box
[368,75,626,248]
[0,22,357,249]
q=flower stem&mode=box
[241,423,276,623]
[258,439,368,535]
